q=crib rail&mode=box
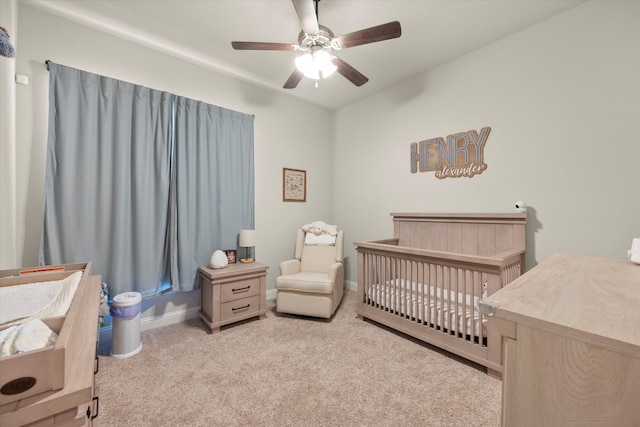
[355,240,523,373]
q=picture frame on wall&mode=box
[224,250,237,264]
[283,168,306,202]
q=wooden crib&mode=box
[354,213,526,377]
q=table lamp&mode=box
[239,229,255,263]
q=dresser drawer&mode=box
[220,278,260,302]
[220,295,260,322]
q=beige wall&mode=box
[334,0,640,283]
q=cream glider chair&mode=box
[276,221,344,318]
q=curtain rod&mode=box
[42,59,255,117]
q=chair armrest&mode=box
[328,262,344,287]
[279,259,301,276]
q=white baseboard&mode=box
[100,305,200,341]
[100,282,356,342]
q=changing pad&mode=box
[0,271,83,327]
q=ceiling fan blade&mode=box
[336,21,402,49]
[292,0,319,35]
[231,41,296,51]
[332,57,369,87]
[283,69,304,89]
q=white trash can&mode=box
[110,292,142,358]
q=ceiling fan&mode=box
[231,0,401,89]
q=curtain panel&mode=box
[172,97,254,291]
[41,63,254,297]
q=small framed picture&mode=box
[224,250,237,264]
[283,168,306,202]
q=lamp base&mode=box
[240,258,254,264]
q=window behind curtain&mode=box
[40,62,254,297]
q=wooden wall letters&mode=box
[410,127,490,179]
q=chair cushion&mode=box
[275,272,334,294]
[299,245,337,273]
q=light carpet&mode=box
[97,290,501,426]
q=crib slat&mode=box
[400,257,404,315]
[455,267,463,340]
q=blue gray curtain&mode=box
[40,62,254,297]
[172,97,254,291]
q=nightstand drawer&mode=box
[220,279,260,302]
[220,295,260,322]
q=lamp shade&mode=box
[239,229,256,247]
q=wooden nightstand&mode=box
[198,262,268,333]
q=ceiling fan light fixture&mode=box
[232,1,401,89]
[295,49,336,80]
[315,50,337,77]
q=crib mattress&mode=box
[365,279,486,337]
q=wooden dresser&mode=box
[482,253,640,426]
[199,262,268,333]
[0,274,101,427]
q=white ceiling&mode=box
[26,0,585,111]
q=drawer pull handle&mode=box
[232,285,251,293]
[232,304,251,312]
[94,341,99,374]
[92,395,100,420]
[87,395,99,420]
